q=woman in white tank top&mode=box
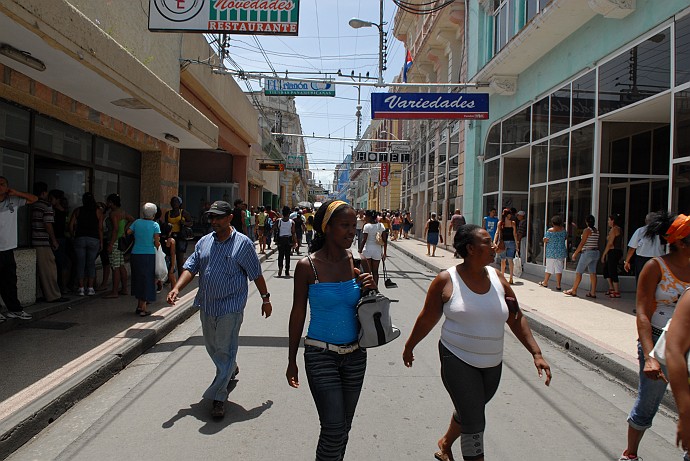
[403,224,551,461]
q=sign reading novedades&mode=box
[371,92,489,120]
[149,0,300,35]
[264,79,335,96]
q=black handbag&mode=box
[117,233,134,254]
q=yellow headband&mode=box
[665,214,690,244]
[321,201,347,233]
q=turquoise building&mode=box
[464,0,690,281]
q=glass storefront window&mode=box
[550,84,571,135]
[630,131,652,175]
[532,97,549,141]
[34,115,92,162]
[605,137,630,174]
[93,170,119,205]
[675,91,690,158]
[95,138,141,175]
[119,175,141,218]
[652,126,670,175]
[503,157,529,191]
[598,29,671,116]
[673,163,690,215]
[449,179,458,199]
[572,71,596,125]
[570,124,594,177]
[528,186,546,264]
[483,194,499,218]
[566,179,593,271]
[0,100,30,146]
[530,142,547,184]
[501,106,530,153]
[548,133,569,181]
[0,148,30,247]
[547,182,567,228]
[484,158,500,193]
[486,123,501,159]
[676,14,690,86]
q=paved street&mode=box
[7,246,684,461]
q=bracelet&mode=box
[262,301,271,305]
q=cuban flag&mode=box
[403,50,413,83]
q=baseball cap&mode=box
[205,201,232,216]
[517,210,526,216]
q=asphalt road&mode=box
[8,247,685,460]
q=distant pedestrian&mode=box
[275,206,297,277]
[48,189,70,295]
[0,176,38,321]
[425,212,442,257]
[32,182,66,303]
[619,211,690,461]
[287,199,376,461]
[359,209,385,285]
[448,209,466,258]
[516,210,527,268]
[539,215,567,291]
[103,194,133,299]
[391,212,403,241]
[356,209,365,243]
[379,212,391,258]
[293,210,305,255]
[564,215,599,298]
[602,213,624,298]
[128,203,160,316]
[403,224,551,461]
[256,206,267,254]
[69,192,104,297]
[483,208,499,242]
[624,213,664,281]
[403,212,413,239]
[248,205,256,242]
[666,288,690,455]
[165,196,193,275]
[494,208,517,284]
[168,200,272,419]
[231,198,245,235]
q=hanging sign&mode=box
[371,92,489,120]
[264,78,335,96]
[379,163,390,187]
[148,0,300,35]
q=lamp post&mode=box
[380,129,401,211]
[349,0,385,86]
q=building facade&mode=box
[464,0,690,283]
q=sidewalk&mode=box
[387,237,675,411]
[0,242,276,459]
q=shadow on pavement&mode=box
[162,397,274,435]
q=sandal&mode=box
[556,286,562,291]
[586,293,597,298]
[538,281,548,288]
[563,290,577,297]
[434,451,454,461]
[604,290,613,297]
[139,310,152,317]
[610,291,621,298]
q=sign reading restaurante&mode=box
[149,0,300,35]
[371,92,489,120]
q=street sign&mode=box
[355,151,411,163]
[391,144,411,154]
[259,162,285,171]
[286,154,305,169]
[371,92,489,120]
[148,0,300,35]
[264,78,335,96]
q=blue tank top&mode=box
[306,256,361,344]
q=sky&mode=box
[222,0,405,191]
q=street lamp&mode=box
[348,0,385,86]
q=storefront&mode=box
[475,7,690,283]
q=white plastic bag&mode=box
[512,252,522,278]
[155,245,168,282]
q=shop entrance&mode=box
[34,156,89,211]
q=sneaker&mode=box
[7,311,32,320]
[77,287,85,296]
[619,452,642,460]
[211,400,225,419]
[86,287,96,296]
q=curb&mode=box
[388,241,677,414]
[0,248,276,459]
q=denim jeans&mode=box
[200,310,244,402]
[305,345,367,461]
[628,341,668,431]
[74,236,100,279]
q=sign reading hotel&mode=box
[264,78,335,96]
[371,93,489,120]
[149,0,300,35]
[356,151,411,164]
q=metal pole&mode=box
[378,0,384,86]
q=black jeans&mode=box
[277,237,292,272]
[305,345,367,461]
[0,250,22,312]
[603,249,623,283]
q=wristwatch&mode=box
[261,292,271,300]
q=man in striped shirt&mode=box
[167,200,272,419]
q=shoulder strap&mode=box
[306,255,319,283]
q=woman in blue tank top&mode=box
[287,200,376,461]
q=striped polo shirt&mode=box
[31,199,54,247]
[183,229,262,316]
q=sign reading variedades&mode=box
[264,78,335,96]
[371,92,489,120]
[149,0,300,35]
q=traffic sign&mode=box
[259,163,285,171]
[355,151,411,163]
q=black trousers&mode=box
[603,249,623,283]
[0,250,22,312]
[277,237,292,271]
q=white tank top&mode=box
[440,266,509,368]
[277,218,293,237]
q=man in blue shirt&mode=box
[167,200,272,419]
[483,208,499,242]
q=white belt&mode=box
[304,338,360,354]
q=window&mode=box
[530,142,548,184]
[34,115,92,162]
[0,100,30,146]
[528,186,546,264]
[532,97,549,141]
[676,14,690,86]
[95,138,141,175]
[548,133,569,181]
[572,71,596,125]
[566,178,593,270]
[501,106,531,153]
[599,30,671,116]
[570,124,594,178]
[550,84,571,135]
[486,123,501,159]
[675,91,690,158]
[484,159,500,193]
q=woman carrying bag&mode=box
[287,200,376,461]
